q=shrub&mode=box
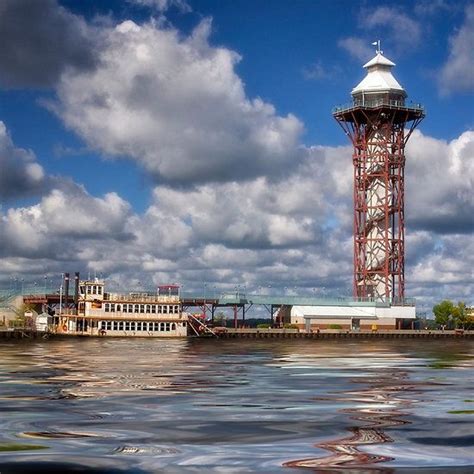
[328,324,342,330]
[257,323,271,329]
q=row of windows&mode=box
[103,303,180,314]
[99,320,183,332]
[82,285,103,295]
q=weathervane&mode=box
[372,40,382,55]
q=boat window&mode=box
[175,305,180,313]
[183,322,186,327]
[146,305,150,313]
[140,304,145,313]
[116,305,121,312]
[165,323,170,331]
[123,305,127,313]
[130,321,136,331]
[99,321,104,329]
[163,305,168,314]
[106,321,112,330]
[154,322,160,331]
[118,321,124,330]
[113,321,118,330]
[87,286,92,294]
[136,322,142,331]
[151,305,156,313]
[171,323,176,330]
[110,304,115,312]
[105,303,110,312]
[125,321,130,331]
[157,305,162,313]
[98,286,102,295]
[134,304,139,313]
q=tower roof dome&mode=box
[352,52,406,97]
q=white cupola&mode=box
[351,44,407,106]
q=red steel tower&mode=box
[333,45,424,302]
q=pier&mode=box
[215,329,473,339]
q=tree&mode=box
[433,300,454,328]
[452,301,469,329]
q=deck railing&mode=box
[333,99,424,114]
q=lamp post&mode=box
[59,273,64,317]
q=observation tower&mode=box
[333,42,424,302]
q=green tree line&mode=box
[432,300,472,329]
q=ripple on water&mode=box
[0,338,473,472]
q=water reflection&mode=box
[0,338,472,473]
[284,370,419,469]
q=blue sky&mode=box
[0,0,472,309]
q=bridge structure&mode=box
[3,286,415,330]
[180,292,414,328]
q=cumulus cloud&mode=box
[0,121,46,200]
[0,0,98,88]
[127,0,191,12]
[406,130,474,234]
[338,37,373,62]
[1,130,472,305]
[439,4,474,95]
[361,6,422,50]
[50,19,303,185]
[0,184,132,259]
[409,233,474,304]
[339,6,422,62]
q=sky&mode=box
[0,0,473,313]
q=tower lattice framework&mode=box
[333,49,424,301]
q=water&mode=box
[0,338,473,473]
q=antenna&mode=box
[371,40,382,55]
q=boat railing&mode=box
[103,293,179,303]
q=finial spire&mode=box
[371,40,382,55]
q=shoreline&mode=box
[1,328,473,340]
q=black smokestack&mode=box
[74,272,80,314]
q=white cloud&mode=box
[338,37,373,62]
[340,6,422,62]
[51,19,303,185]
[0,121,46,200]
[406,129,474,233]
[0,184,132,258]
[127,0,191,13]
[439,4,474,95]
[302,61,341,81]
[361,6,422,49]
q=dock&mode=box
[216,329,474,339]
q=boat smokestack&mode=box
[74,272,80,314]
[64,273,70,310]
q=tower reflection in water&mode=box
[284,369,426,470]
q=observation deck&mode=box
[333,98,425,124]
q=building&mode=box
[290,300,416,331]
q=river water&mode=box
[0,338,473,473]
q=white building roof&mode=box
[292,305,377,319]
[352,52,405,95]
